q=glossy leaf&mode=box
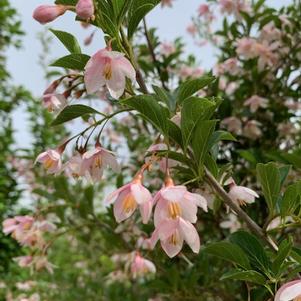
[50,29,81,54]
[51,104,100,126]
[204,241,251,270]
[50,54,90,71]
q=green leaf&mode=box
[230,231,271,272]
[128,0,160,38]
[220,270,266,285]
[55,0,77,5]
[167,120,183,147]
[176,76,215,104]
[112,0,132,25]
[272,238,293,274]
[50,29,81,54]
[122,95,169,135]
[192,120,216,172]
[257,162,281,214]
[50,54,90,71]
[204,241,251,270]
[281,181,301,217]
[181,97,216,151]
[279,165,291,186]
[51,104,100,126]
[208,130,236,149]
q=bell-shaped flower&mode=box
[63,154,84,178]
[14,256,33,268]
[33,5,69,24]
[42,93,67,113]
[150,217,200,258]
[105,175,152,223]
[35,149,62,174]
[76,0,94,20]
[228,182,259,206]
[84,47,136,99]
[2,216,34,238]
[275,280,301,301]
[130,253,156,279]
[81,145,119,182]
[153,178,207,227]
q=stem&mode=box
[142,18,168,90]
[204,167,278,251]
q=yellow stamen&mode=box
[294,297,301,301]
[103,63,112,80]
[122,194,136,213]
[44,158,54,169]
[168,202,182,219]
[95,156,102,168]
[169,233,179,245]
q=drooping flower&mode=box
[130,253,156,278]
[198,4,210,16]
[14,256,33,268]
[153,178,207,227]
[220,213,241,233]
[221,116,242,135]
[33,5,69,24]
[35,149,62,174]
[34,256,55,274]
[244,95,269,113]
[105,174,152,223]
[160,42,176,56]
[275,280,301,301]
[81,145,119,182]
[76,0,94,20]
[243,120,262,140]
[228,182,259,206]
[236,37,258,59]
[161,0,174,8]
[3,216,34,238]
[150,217,200,258]
[84,47,136,99]
[63,154,84,178]
[42,94,67,113]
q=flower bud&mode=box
[76,0,95,20]
[33,5,69,24]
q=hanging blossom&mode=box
[105,173,152,223]
[84,46,136,99]
[227,179,259,206]
[150,176,207,258]
[130,253,156,279]
[81,143,120,182]
[76,0,95,20]
[274,280,301,301]
[35,148,63,175]
[244,95,269,113]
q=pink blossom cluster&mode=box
[36,143,119,183]
[2,216,56,273]
[218,0,251,18]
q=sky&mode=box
[7,0,291,148]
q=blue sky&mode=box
[7,0,291,147]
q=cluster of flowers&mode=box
[2,216,56,273]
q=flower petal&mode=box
[161,186,187,202]
[275,280,301,301]
[131,183,152,205]
[179,218,200,254]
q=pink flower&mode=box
[63,154,84,178]
[221,117,242,134]
[236,38,258,59]
[218,58,241,76]
[34,256,55,274]
[76,0,94,20]
[198,4,210,16]
[186,23,198,36]
[131,253,156,278]
[35,149,62,174]
[161,0,174,8]
[275,280,301,301]
[160,42,176,56]
[170,112,181,126]
[84,47,136,99]
[14,256,33,268]
[3,216,34,237]
[42,94,67,113]
[243,120,262,140]
[228,183,259,206]
[33,5,69,24]
[81,145,119,182]
[153,180,207,227]
[244,95,268,113]
[220,213,241,233]
[105,175,152,223]
[150,217,200,257]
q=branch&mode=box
[204,167,278,251]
